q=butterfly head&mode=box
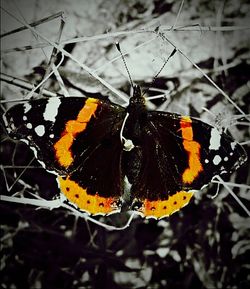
[128,85,145,106]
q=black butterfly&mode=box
[3,85,247,218]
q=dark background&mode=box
[1,0,249,288]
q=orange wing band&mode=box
[58,176,120,215]
[139,191,194,219]
[54,98,99,167]
[180,116,203,184]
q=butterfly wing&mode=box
[4,97,126,215]
[123,111,247,219]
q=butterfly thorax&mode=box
[124,85,148,143]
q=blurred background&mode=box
[1,0,249,288]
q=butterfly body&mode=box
[3,87,247,218]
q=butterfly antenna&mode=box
[142,48,177,97]
[116,42,134,88]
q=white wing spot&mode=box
[35,125,45,137]
[23,103,32,113]
[205,159,209,164]
[26,123,32,129]
[209,128,221,150]
[43,98,61,122]
[224,156,229,161]
[231,142,237,150]
[49,134,54,139]
[213,155,222,165]
[23,116,27,121]
[10,123,16,130]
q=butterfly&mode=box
[3,85,247,219]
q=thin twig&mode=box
[0,11,64,38]
[168,25,250,32]
[0,195,62,208]
[3,166,41,169]
[2,25,249,55]
[212,180,250,189]
[38,14,69,97]
[172,0,185,29]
